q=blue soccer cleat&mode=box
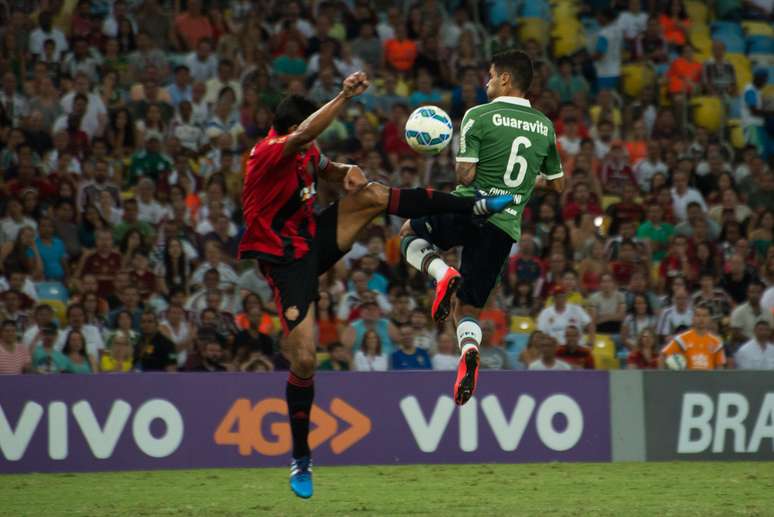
[473,194,516,215]
[289,456,313,499]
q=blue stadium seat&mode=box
[505,332,530,368]
[35,281,69,302]
[747,35,774,55]
[711,21,745,39]
[714,32,746,54]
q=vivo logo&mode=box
[677,393,774,454]
[400,394,584,453]
[0,399,184,461]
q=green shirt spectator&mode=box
[637,204,675,261]
[547,57,590,103]
[126,133,173,187]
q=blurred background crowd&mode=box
[0,0,773,375]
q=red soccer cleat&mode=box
[431,267,461,322]
[454,345,480,406]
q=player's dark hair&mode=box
[273,95,318,135]
[491,50,533,93]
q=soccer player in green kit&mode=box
[400,50,566,405]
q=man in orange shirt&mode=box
[660,304,726,370]
[174,0,214,51]
[383,23,417,73]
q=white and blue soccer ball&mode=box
[404,105,453,155]
[665,353,687,370]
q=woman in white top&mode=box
[354,330,388,372]
[621,293,658,350]
[159,304,195,368]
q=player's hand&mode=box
[344,166,368,192]
[342,71,370,99]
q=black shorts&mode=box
[410,213,514,308]
[254,202,344,333]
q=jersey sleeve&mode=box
[456,108,481,163]
[541,126,564,180]
[661,339,680,356]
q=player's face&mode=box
[486,65,500,100]
[694,309,710,330]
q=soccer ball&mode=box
[665,353,687,370]
[404,105,453,155]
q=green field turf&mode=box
[3,462,774,516]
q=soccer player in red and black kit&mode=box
[238,72,516,499]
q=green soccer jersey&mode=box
[455,96,563,242]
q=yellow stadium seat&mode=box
[727,119,746,149]
[510,316,536,334]
[764,84,774,99]
[650,262,661,285]
[742,21,774,37]
[41,299,68,326]
[592,334,618,370]
[689,28,712,55]
[685,0,709,23]
[519,18,550,47]
[552,1,580,21]
[691,96,725,132]
[621,63,655,98]
[726,53,752,92]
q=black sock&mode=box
[387,187,475,217]
[287,371,315,459]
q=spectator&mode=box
[556,325,594,369]
[593,9,623,92]
[741,68,772,160]
[61,330,94,374]
[671,170,707,222]
[23,304,62,351]
[537,285,594,345]
[528,334,571,370]
[637,204,674,262]
[660,304,725,370]
[135,311,177,372]
[319,342,353,371]
[734,321,774,370]
[0,198,37,243]
[588,273,626,335]
[479,320,510,370]
[0,319,31,374]
[657,286,693,344]
[159,304,196,368]
[384,22,417,73]
[341,300,398,356]
[633,141,667,193]
[174,0,214,51]
[431,332,459,371]
[190,336,229,372]
[337,270,392,321]
[100,331,134,373]
[28,11,68,60]
[627,328,660,369]
[702,40,737,97]
[55,304,104,363]
[391,324,431,370]
[721,253,756,304]
[730,281,774,347]
[353,330,388,371]
[31,323,68,374]
[547,57,589,104]
[691,273,732,329]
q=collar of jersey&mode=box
[493,96,531,107]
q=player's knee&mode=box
[399,220,415,238]
[292,349,317,376]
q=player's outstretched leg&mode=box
[453,316,482,406]
[385,185,515,218]
[400,235,460,322]
[284,310,317,499]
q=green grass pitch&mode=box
[3,462,774,516]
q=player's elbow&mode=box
[549,177,566,193]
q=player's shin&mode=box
[457,317,482,355]
[286,371,315,459]
[401,235,449,281]
[387,187,477,217]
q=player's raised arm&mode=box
[283,72,370,158]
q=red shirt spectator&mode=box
[174,2,214,50]
[562,182,603,221]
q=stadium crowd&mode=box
[0,0,773,375]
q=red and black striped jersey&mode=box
[238,129,328,263]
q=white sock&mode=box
[404,237,449,282]
[457,318,482,355]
